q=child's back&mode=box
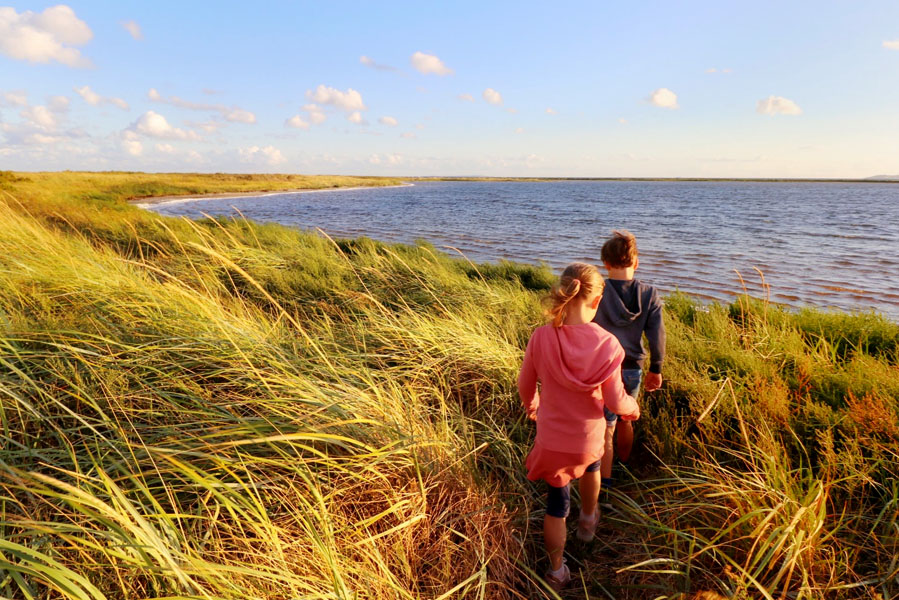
[594,278,665,375]
[592,231,665,482]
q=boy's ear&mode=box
[634,256,639,270]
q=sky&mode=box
[1,1,899,178]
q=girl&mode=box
[518,262,640,590]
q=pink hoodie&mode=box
[518,322,638,455]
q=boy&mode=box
[593,230,665,488]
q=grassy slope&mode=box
[0,172,897,599]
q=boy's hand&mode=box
[644,372,662,392]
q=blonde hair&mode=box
[545,262,602,327]
[601,230,638,268]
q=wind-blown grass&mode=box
[0,172,897,599]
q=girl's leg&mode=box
[577,461,602,542]
[544,515,566,570]
[544,484,570,570]
[578,469,602,517]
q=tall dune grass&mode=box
[0,173,897,599]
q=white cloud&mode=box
[123,139,142,156]
[368,153,404,166]
[224,108,256,123]
[187,120,223,133]
[483,88,503,105]
[25,132,62,145]
[401,132,416,139]
[756,95,802,116]
[546,107,557,115]
[648,87,679,109]
[0,5,93,67]
[514,127,524,134]
[121,20,142,40]
[155,143,174,153]
[379,116,398,126]
[128,110,199,139]
[306,84,366,112]
[302,103,326,124]
[883,40,899,50]
[347,111,368,125]
[360,55,397,72]
[148,88,256,123]
[618,117,628,124]
[75,85,100,105]
[285,114,310,130]
[410,51,453,76]
[706,67,733,74]
[415,123,425,130]
[21,105,57,129]
[505,107,518,114]
[239,145,286,166]
[2,90,27,106]
[48,95,70,112]
[458,93,475,102]
[74,86,129,110]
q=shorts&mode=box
[545,459,602,518]
[603,368,643,423]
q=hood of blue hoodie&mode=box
[598,281,643,327]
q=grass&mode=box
[0,172,897,599]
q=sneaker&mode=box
[545,559,570,592]
[576,509,598,542]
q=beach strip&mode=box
[132,182,415,209]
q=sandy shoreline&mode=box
[132,182,414,208]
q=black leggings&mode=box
[545,459,601,518]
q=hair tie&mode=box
[568,278,581,296]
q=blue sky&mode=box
[2,1,899,177]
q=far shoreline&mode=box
[132,182,415,208]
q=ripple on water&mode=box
[147,181,899,320]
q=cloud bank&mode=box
[0,5,93,67]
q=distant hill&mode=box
[866,175,899,181]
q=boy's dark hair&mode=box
[601,230,638,268]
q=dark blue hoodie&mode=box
[593,278,665,374]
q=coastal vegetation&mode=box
[0,172,896,599]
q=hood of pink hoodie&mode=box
[537,323,624,391]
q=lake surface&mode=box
[144,180,899,320]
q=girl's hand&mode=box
[620,403,640,421]
[527,408,538,421]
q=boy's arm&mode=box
[644,288,666,391]
[517,334,540,420]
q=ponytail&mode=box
[545,262,602,327]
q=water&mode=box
[145,180,899,320]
